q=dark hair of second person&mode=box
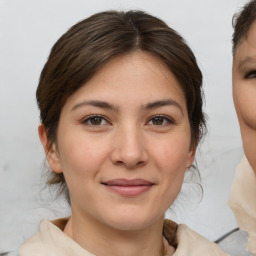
[232,0,256,53]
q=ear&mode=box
[186,146,196,169]
[38,124,62,173]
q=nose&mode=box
[110,125,149,169]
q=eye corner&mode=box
[244,70,256,79]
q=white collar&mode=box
[229,156,256,254]
[20,218,227,256]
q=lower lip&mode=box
[104,185,153,197]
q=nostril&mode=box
[115,160,123,166]
[136,161,145,167]
[113,159,146,168]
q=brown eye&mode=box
[152,116,164,125]
[148,115,174,126]
[82,115,108,126]
[90,117,102,125]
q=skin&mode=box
[233,21,256,174]
[39,51,195,256]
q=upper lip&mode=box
[102,179,154,186]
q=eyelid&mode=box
[146,115,176,125]
[244,70,256,79]
[81,114,111,126]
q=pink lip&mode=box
[102,179,154,197]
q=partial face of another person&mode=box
[42,51,195,231]
[233,21,256,173]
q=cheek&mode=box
[234,84,256,130]
[151,135,191,173]
[58,134,109,179]
[57,137,111,201]
[156,138,190,206]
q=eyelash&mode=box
[81,115,110,126]
[245,70,256,79]
[147,115,175,126]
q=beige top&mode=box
[229,156,256,255]
[20,218,228,256]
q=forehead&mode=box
[63,51,187,111]
[77,51,184,96]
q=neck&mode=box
[64,210,172,256]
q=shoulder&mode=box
[19,220,55,255]
[175,224,229,255]
[19,219,70,255]
[19,218,94,256]
[229,156,256,255]
[163,220,229,256]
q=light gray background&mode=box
[0,0,249,252]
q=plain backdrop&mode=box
[0,0,249,252]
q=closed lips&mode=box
[101,179,154,197]
[101,179,154,186]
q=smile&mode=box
[101,179,154,197]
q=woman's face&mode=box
[43,51,195,231]
[233,22,256,173]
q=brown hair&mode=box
[232,0,256,54]
[36,10,206,200]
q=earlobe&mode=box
[38,124,62,174]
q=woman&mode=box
[20,10,227,255]
[217,1,256,255]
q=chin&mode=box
[103,210,162,232]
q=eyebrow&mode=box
[143,99,184,116]
[71,99,184,115]
[238,56,256,71]
[71,100,117,111]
